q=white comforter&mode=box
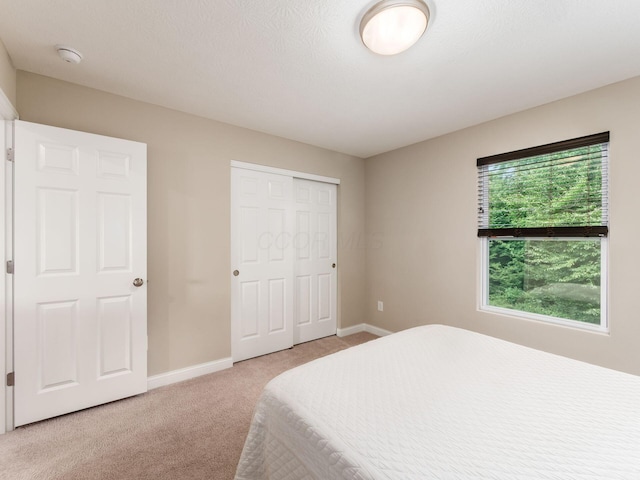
[235,325,640,479]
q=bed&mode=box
[235,325,640,479]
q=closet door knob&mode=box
[133,278,144,287]
[233,270,240,276]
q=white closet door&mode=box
[293,179,337,344]
[231,168,294,362]
[13,120,147,426]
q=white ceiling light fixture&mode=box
[55,45,83,64]
[360,0,430,55]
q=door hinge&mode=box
[6,260,13,274]
[6,372,14,387]
[6,148,13,162]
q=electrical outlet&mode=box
[377,301,383,312]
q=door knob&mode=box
[332,263,336,268]
[133,278,144,287]
[233,270,240,276]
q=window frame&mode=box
[479,236,608,333]
[477,133,610,332]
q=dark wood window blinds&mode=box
[477,132,609,238]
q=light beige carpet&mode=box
[0,332,376,480]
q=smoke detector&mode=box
[56,45,83,64]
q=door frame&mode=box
[230,161,340,186]
[1,87,18,434]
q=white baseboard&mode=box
[364,324,394,337]
[148,326,392,390]
[147,357,233,390]
[337,323,393,338]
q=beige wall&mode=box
[16,68,640,378]
[0,37,16,108]
[366,76,640,376]
[16,71,366,376]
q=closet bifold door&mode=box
[293,179,337,344]
[230,168,294,362]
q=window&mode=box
[477,132,609,330]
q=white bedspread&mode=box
[235,325,640,479]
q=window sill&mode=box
[479,305,609,334]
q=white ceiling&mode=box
[1,1,639,158]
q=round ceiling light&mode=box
[360,0,430,55]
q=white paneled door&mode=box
[231,167,337,362]
[231,168,294,362]
[13,120,147,426]
[293,179,337,344]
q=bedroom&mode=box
[0,1,639,478]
